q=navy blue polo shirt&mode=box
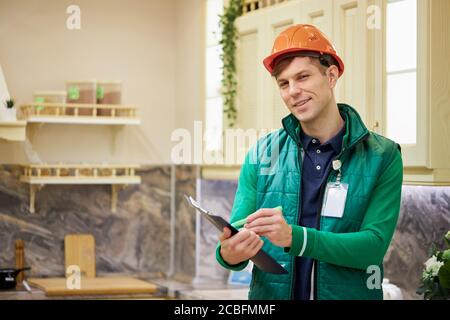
[294,122,345,300]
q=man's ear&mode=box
[327,65,339,89]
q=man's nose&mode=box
[288,81,302,97]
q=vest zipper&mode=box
[312,134,367,299]
[290,142,303,300]
[313,167,336,300]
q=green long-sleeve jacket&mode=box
[216,104,403,300]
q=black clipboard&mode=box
[184,195,288,275]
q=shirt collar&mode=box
[299,121,346,153]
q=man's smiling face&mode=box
[276,56,337,124]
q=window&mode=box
[205,0,224,151]
[386,0,417,145]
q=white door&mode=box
[299,0,333,37]
[333,0,369,125]
[235,10,267,131]
[263,0,303,130]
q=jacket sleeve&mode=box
[215,147,258,271]
[286,145,403,270]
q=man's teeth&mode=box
[294,98,311,107]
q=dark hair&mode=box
[271,51,339,78]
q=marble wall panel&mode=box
[172,165,198,281]
[384,186,450,300]
[0,165,174,279]
[194,179,238,283]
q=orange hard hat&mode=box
[263,24,345,77]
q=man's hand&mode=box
[244,208,292,248]
[219,227,264,265]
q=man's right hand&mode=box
[219,227,264,265]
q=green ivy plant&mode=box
[219,0,243,127]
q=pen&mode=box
[231,217,247,229]
[230,206,283,229]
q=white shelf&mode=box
[20,176,141,184]
[0,120,27,141]
[19,164,142,213]
[20,103,141,126]
[19,103,141,151]
[25,116,140,125]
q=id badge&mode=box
[321,182,348,218]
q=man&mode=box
[216,24,403,300]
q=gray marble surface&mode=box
[194,179,238,284]
[0,165,198,281]
[150,277,248,300]
[384,185,450,300]
[172,165,198,281]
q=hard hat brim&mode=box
[263,48,345,77]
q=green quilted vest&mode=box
[217,103,403,300]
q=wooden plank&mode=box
[28,277,159,296]
[19,176,141,185]
[15,239,25,283]
[65,234,96,278]
[21,164,140,169]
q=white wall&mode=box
[175,0,205,134]
[0,0,205,165]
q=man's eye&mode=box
[279,82,288,88]
[299,75,309,80]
